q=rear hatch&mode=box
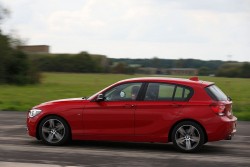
[205,84,233,118]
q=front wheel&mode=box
[172,121,205,152]
[38,116,70,145]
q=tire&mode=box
[171,121,205,153]
[38,115,70,146]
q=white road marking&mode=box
[0,125,26,129]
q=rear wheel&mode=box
[172,121,204,152]
[39,116,70,145]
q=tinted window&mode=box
[158,84,175,100]
[104,83,142,101]
[206,85,228,101]
[174,86,191,101]
[144,83,192,101]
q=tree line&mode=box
[30,52,107,73]
[216,62,250,78]
[111,58,250,78]
[30,54,250,78]
[29,53,137,75]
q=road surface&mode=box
[0,111,249,167]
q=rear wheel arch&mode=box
[168,119,208,143]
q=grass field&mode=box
[0,72,249,120]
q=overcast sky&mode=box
[1,0,249,61]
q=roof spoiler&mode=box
[189,76,199,81]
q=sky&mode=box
[0,0,249,62]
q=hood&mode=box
[34,97,87,109]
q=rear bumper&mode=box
[224,120,237,140]
[207,116,237,142]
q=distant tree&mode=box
[111,62,126,74]
[110,62,135,74]
[0,5,40,84]
[239,62,250,78]
[152,57,160,68]
[216,63,241,78]
[74,52,92,72]
[31,52,107,73]
[175,59,184,68]
[199,66,211,76]
[0,33,11,83]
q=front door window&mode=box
[104,83,142,101]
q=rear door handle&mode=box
[124,104,135,108]
[172,104,182,108]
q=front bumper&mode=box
[26,116,39,138]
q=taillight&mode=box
[210,103,226,116]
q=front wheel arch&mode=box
[36,114,72,143]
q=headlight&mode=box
[29,109,42,118]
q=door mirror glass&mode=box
[96,94,104,101]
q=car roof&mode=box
[117,77,213,87]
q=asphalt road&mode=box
[0,111,249,167]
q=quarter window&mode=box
[174,86,191,101]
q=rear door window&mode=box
[205,85,228,101]
[144,83,193,101]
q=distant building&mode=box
[166,68,198,76]
[137,67,159,74]
[18,45,50,54]
[137,67,198,75]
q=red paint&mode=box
[27,77,237,144]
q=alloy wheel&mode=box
[41,118,65,144]
[175,125,200,150]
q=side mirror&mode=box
[96,94,104,101]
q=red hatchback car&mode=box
[27,77,237,152]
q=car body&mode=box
[27,77,237,152]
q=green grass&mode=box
[0,73,143,111]
[0,73,249,120]
[198,76,250,120]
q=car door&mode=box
[135,83,191,138]
[83,82,143,136]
